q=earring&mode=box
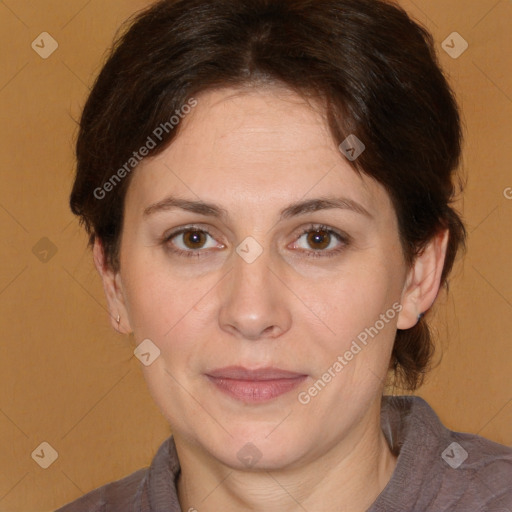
[417,312,424,321]
[116,314,120,324]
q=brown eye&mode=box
[182,230,208,249]
[291,225,349,258]
[306,230,331,250]
[165,227,221,256]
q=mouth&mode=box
[205,366,308,403]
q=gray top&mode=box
[56,396,512,511]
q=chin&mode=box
[201,424,308,471]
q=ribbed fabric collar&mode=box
[369,395,450,511]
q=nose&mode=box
[217,248,292,341]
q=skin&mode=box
[94,85,448,512]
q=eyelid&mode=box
[163,224,218,242]
[295,223,351,243]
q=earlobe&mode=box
[92,239,132,334]
[397,229,449,330]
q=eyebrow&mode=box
[143,195,372,220]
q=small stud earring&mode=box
[417,312,424,321]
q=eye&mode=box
[162,224,349,259]
[163,226,224,258]
[291,224,349,257]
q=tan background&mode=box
[0,0,510,510]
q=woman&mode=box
[57,0,512,510]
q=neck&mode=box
[176,398,397,512]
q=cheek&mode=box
[293,260,402,395]
[298,281,399,411]
[304,260,400,334]
[121,254,221,369]
[121,253,183,341]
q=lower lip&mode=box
[206,375,307,403]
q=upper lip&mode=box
[206,366,306,380]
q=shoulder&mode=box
[55,435,179,512]
[445,428,512,509]
[383,395,512,462]
[377,396,512,511]
[55,467,148,512]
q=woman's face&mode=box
[113,86,415,469]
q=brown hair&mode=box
[70,0,466,390]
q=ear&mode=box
[93,238,132,334]
[397,229,449,329]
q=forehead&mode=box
[169,86,341,171]
[125,86,388,217]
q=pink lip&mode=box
[206,366,307,403]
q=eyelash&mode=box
[162,224,350,259]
